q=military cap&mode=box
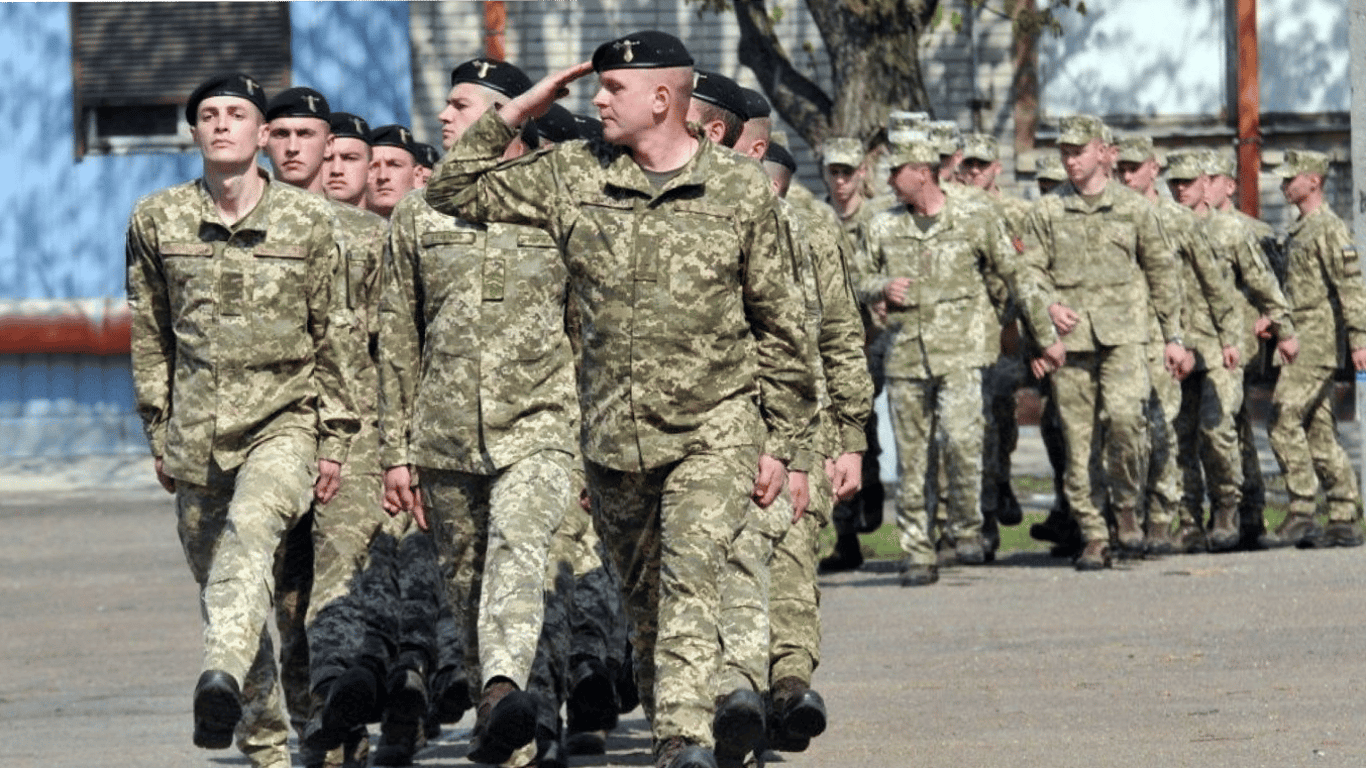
[329,112,371,143]
[369,124,416,158]
[819,137,864,168]
[763,142,797,174]
[185,72,268,124]
[592,30,694,72]
[928,120,961,155]
[266,86,330,122]
[1276,148,1329,178]
[692,70,749,121]
[412,142,440,169]
[887,110,930,143]
[1204,149,1235,178]
[1057,114,1107,146]
[1164,149,1206,181]
[1035,152,1066,182]
[740,87,771,120]
[887,133,939,169]
[961,133,998,162]
[1115,135,1156,164]
[573,114,604,142]
[450,57,533,99]
[535,103,581,144]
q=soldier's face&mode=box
[822,163,863,206]
[266,117,330,187]
[1280,172,1319,205]
[1060,140,1105,187]
[958,158,998,189]
[1168,175,1207,209]
[592,69,669,145]
[191,96,267,166]
[323,137,371,207]
[367,146,418,216]
[888,162,934,203]
[1205,174,1235,209]
[1117,158,1158,195]
[439,82,498,150]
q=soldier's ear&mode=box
[256,121,269,150]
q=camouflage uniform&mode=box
[1269,202,1366,521]
[424,111,814,749]
[127,175,358,768]
[379,188,577,696]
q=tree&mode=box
[689,0,1081,152]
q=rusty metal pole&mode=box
[485,2,506,61]
[1235,0,1260,217]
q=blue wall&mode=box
[0,2,411,456]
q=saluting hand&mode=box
[499,61,596,127]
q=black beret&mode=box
[572,114,604,142]
[369,124,416,158]
[450,58,533,99]
[328,112,371,143]
[185,72,268,125]
[412,143,440,169]
[763,142,797,174]
[592,30,693,72]
[691,70,748,121]
[740,87,770,120]
[266,86,330,122]
[535,104,581,144]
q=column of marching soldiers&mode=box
[124,28,1366,768]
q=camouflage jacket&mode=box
[1150,198,1239,370]
[1228,206,1285,281]
[1205,208,1294,361]
[1281,205,1366,369]
[330,200,388,473]
[424,113,815,471]
[781,199,872,469]
[854,192,1047,377]
[126,174,358,485]
[1019,179,1183,352]
[378,189,577,473]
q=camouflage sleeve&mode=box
[1232,228,1295,339]
[1185,227,1241,349]
[125,209,173,458]
[1324,218,1366,351]
[377,203,424,469]
[745,196,818,464]
[848,217,892,306]
[1136,206,1183,342]
[424,110,560,237]
[309,220,359,464]
[1014,204,1062,348]
[977,217,1013,319]
[815,223,873,454]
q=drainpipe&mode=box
[485,2,506,61]
[1235,0,1260,217]
[0,299,131,355]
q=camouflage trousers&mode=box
[887,369,985,565]
[175,431,316,768]
[1141,342,1184,530]
[422,449,573,691]
[1236,396,1268,520]
[982,352,1024,515]
[833,338,885,536]
[768,469,830,685]
[1176,364,1245,523]
[1052,345,1150,544]
[585,445,756,749]
[1268,364,1361,519]
[717,475,792,696]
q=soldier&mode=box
[411,143,440,188]
[366,124,419,219]
[1019,114,1185,570]
[1034,153,1066,196]
[854,131,1046,585]
[733,87,771,160]
[126,73,357,768]
[323,112,373,209]
[929,120,963,184]
[1262,149,1366,548]
[423,31,815,768]
[686,69,748,148]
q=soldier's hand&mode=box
[871,299,889,326]
[752,453,788,508]
[578,486,592,513]
[314,459,342,504]
[383,465,417,515]
[1048,303,1079,335]
[1222,345,1241,371]
[1032,340,1067,378]
[1277,335,1300,365]
[831,452,863,502]
[884,278,912,308]
[500,61,595,126]
[1352,347,1366,372]
[1254,315,1274,339]
[153,456,175,494]
[1165,343,1193,380]
[788,470,810,523]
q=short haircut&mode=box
[695,101,743,148]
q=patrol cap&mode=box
[535,103,581,144]
[1164,149,1206,181]
[1205,149,1235,178]
[740,87,771,120]
[412,143,440,169]
[266,86,330,122]
[450,58,533,99]
[573,114,604,142]
[961,133,998,162]
[1115,135,1156,164]
[369,124,417,159]
[887,133,939,169]
[1276,148,1330,178]
[928,120,961,155]
[329,112,371,143]
[819,137,864,168]
[1035,152,1066,182]
[1057,114,1107,146]
[887,110,930,143]
[763,142,797,173]
[692,70,749,121]
[592,31,694,72]
[185,72,268,124]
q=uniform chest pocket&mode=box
[161,242,214,314]
[248,245,309,324]
[659,202,741,323]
